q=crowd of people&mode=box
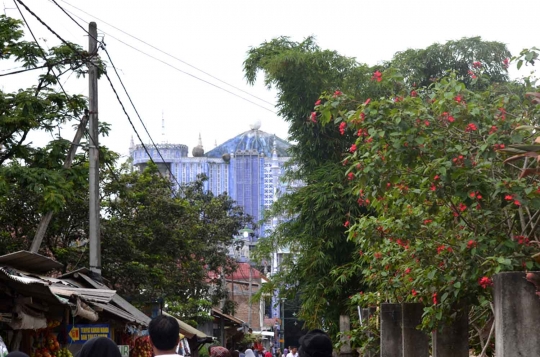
[4,315,333,357]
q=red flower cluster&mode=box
[458,203,467,212]
[503,58,510,69]
[347,172,354,180]
[465,123,478,132]
[339,122,347,135]
[473,61,482,68]
[410,90,418,97]
[333,90,343,98]
[454,95,464,103]
[469,191,482,200]
[489,125,498,134]
[394,96,403,103]
[310,112,317,123]
[364,98,371,105]
[478,276,493,289]
[432,292,438,305]
[412,289,418,297]
[468,70,477,79]
[374,252,382,259]
[493,143,505,150]
[437,245,452,254]
[350,144,357,153]
[467,240,477,249]
[498,107,507,120]
[423,219,433,224]
[452,155,465,166]
[514,235,530,245]
[344,220,350,228]
[504,194,521,206]
[441,112,455,123]
[315,99,321,106]
[371,70,382,82]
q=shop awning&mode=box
[162,311,210,339]
[211,307,245,326]
[0,251,63,274]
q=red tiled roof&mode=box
[226,263,263,281]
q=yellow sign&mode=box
[279,339,284,343]
[69,327,80,341]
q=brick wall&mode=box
[228,280,262,328]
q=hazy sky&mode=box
[2,0,539,159]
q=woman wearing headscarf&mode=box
[75,337,121,357]
[244,348,256,357]
[209,346,231,357]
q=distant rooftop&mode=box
[206,125,291,158]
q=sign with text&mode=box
[67,324,110,344]
[118,345,129,357]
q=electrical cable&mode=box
[48,0,276,114]
[53,0,276,107]
[14,0,181,194]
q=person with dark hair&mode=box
[285,347,297,357]
[74,337,121,357]
[7,352,30,357]
[298,330,332,357]
[149,315,180,356]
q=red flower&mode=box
[339,122,347,135]
[467,240,477,249]
[347,172,354,180]
[504,195,514,201]
[412,289,418,297]
[458,202,467,212]
[333,90,343,97]
[410,90,418,97]
[374,252,382,259]
[394,96,403,103]
[423,219,433,224]
[468,70,477,79]
[489,125,498,134]
[350,144,357,153]
[404,268,411,274]
[432,292,438,305]
[503,58,510,69]
[454,95,463,103]
[424,120,430,126]
[344,220,350,228]
[514,200,521,206]
[465,123,478,132]
[310,112,317,123]
[434,175,440,180]
[447,115,455,123]
[514,235,530,245]
[473,61,482,68]
[315,99,321,106]
[437,245,446,254]
[358,250,364,256]
[364,98,371,105]
[430,184,436,191]
[494,143,505,150]
[478,276,493,289]
[371,70,382,82]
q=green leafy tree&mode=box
[101,165,250,320]
[317,65,539,354]
[244,36,514,344]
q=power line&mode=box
[13,0,176,194]
[48,0,276,114]
[12,0,122,185]
[54,0,276,108]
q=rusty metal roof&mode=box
[0,251,63,273]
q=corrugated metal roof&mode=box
[0,251,63,273]
[212,308,244,325]
[62,271,150,326]
[0,267,67,305]
[49,286,116,303]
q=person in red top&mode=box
[264,351,272,357]
[253,341,263,357]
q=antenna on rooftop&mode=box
[161,110,167,144]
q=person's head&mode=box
[75,337,121,357]
[232,350,240,357]
[149,315,180,354]
[290,347,298,355]
[244,349,255,357]
[7,353,30,357]
[298,329,332,357]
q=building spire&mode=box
[161,111,167,144]
[272,134,278,161]
[129,135,135,151]
[198,133,203,148]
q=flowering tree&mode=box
[316,64,540,352]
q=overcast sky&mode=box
[2,0,539,159]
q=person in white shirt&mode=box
[149,315,180,357]
[286,347,298,357]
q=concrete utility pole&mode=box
[248,263,252,326]
[88,22,101,278]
